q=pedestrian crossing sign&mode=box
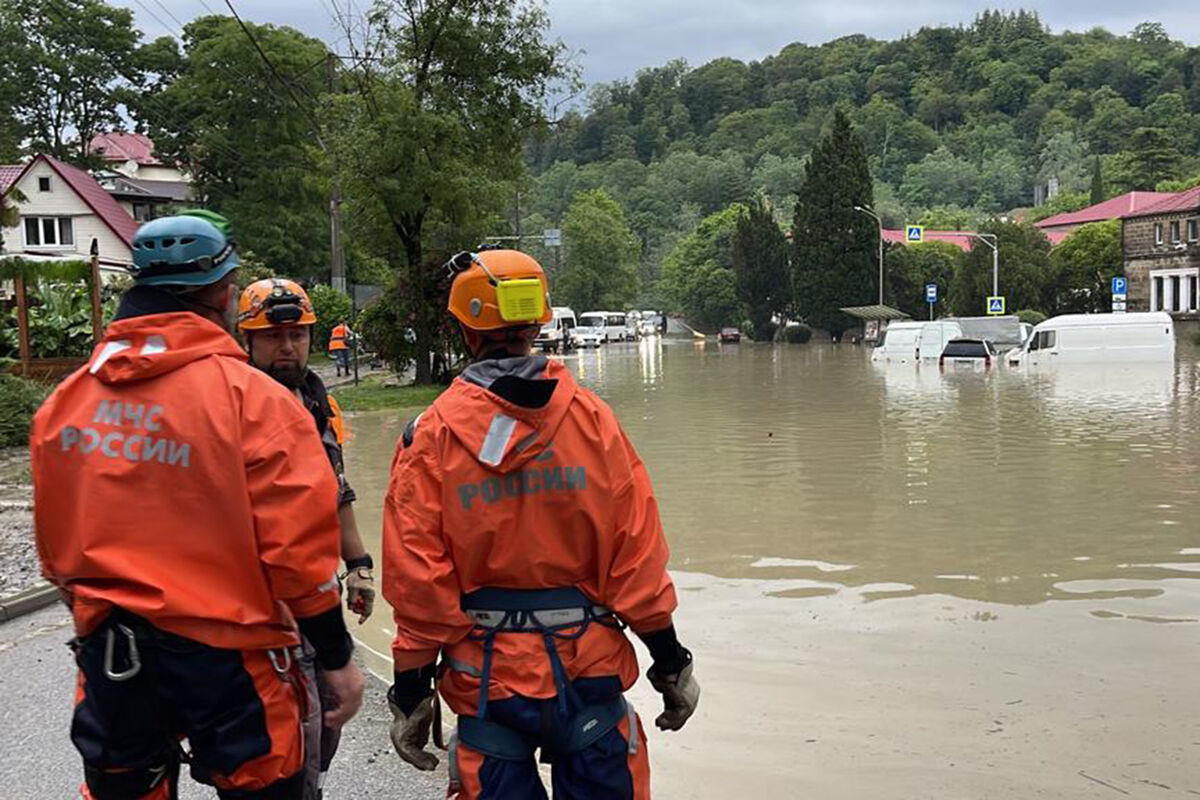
[987,296,1006,315]
[905,225,924,243]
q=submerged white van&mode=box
[1010,312,1175,366]
[871,321,964,364]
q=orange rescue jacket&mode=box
[32,311,343,651]
[328,324,349,352]
[383,357,677,715]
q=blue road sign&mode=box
[987,296,1006,315]
[925,284,938,303]
[1111,276,1127,295]
[906,225,924,243]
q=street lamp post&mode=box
[853,204,884,306]
[969,233,1000,297]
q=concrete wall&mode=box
[1,161,132,266]
[1123,213,1200,312]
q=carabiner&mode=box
[268,647,292,678]
[103,624,142,682]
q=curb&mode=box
[0,582,59,622]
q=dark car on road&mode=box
[939,338,995,371]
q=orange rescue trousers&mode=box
[73,613,305,799]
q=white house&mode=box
[87,132,190,185]
[1,154,139,274]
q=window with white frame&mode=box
[1150,267,1200,313]
[22,216,75,248]
[37,176,50,192]
[1155,223,1163,245]
[1171,221,1181,243]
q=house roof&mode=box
[6,155,139,247]
[1035,192,1174,229]
[87,132,162,165]
[882,229,977,252]
[1122,186,1200,219]
[101,174,194,203]
[0,165,24,193]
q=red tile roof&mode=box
[882,229,977,252]
[1122,186,1200,219]
[87,132,161,165]
[1035,192,1175,229]
[7,155,139,247]
[0,164,23,193]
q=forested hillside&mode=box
[518,12,1200,307]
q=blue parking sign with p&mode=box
[1111,276,1127,295]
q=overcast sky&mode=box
[113,1,1199,86]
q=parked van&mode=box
[535,306,576,353]
[871,320,964,364]
[604,311,630,342]
[575,311,607,348]
[1009,312,1175,366]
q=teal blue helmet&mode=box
[129,215,240,287]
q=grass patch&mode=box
[330,377,444,412]
[308,351,333,366]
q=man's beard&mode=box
[266,362,306,389]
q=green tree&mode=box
[150,17,331,279]
[791,109,875,336]
[949,220,1051,315]
[1119,127,1183,190]
[731,194,789,338]
[327,0,571,384]
[308,283,353,356]
[885,241,965,319]
[661,204,744,330]
[0,0,144,163]
[1047,220,1122,313]
[557,189,639,311]
[900,146,979,208]
[1089,156,1105,204]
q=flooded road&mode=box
[344,340,1200,798]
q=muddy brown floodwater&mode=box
[343,339,1200,798]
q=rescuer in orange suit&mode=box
[382,247,700,798]
[31,213,364,799]
[237,277,376,799]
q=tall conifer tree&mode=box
[791,109,876,336]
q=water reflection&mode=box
[345,342,1200,615]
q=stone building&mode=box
[1122,187,1200,313]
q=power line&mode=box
[221,0,326,149]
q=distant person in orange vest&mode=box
[238,278,376,799]
[328,319,353,377]
[31,214,363,799]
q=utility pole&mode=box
[853,204,884,306]
[328,52,347,294]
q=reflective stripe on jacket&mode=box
[383,356,677,716]
[32,311,343,651]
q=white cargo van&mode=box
[604,311,629,342]
[871,321,964,364]
[1011,312,1175,366]
[535,306,576,353]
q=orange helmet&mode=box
[446,249,552,332]
[237,278,317,331]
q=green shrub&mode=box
[781,323,813,344]
[1016,309,1047,326]
[308,284,353,355]
[0,374,50,447]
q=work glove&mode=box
[389,694,439,771]
[647,661,700,732]
[345,567,375,624]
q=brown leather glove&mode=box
[345,566,375,624]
